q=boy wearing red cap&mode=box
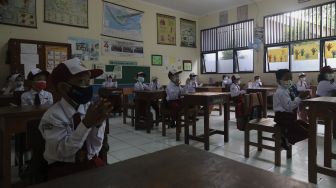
[21,68,53,106]
[39,58,113,179]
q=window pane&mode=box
[237,49,253,72]
[202,53,216,73]
[324,40,336,68]
[266,46,290,72]
[291,41,320,72]
[218,50,234,73]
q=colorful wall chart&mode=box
[157,13,176,45]
[293,41,319,61]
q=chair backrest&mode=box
[243,92,264,118]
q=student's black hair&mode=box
[254,75,260,80]
[222,75,227,79]
[275,69,290,83]
[317,73,330,83]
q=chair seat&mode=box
[248,118,276,127]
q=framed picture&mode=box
[44,0,88,28]
[151,55,163,66]
[183,60,192,71]
[0,0,37,28]
[157,13,176,45]
[180,18,196,48]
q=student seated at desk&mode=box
[296,73,310,92]
[2,73,24,95]
[134,72,150,91]
[184,78,196,93]
[273,69,309,149]
[166,69,184,126]
[230,74,246,98]
[102,74,118,88]
[249,75,263,89]
[39,58,112,180]
[149,76,162,90]
[21,68,53,106]
[316,66,336,97]
[222,75,232,90]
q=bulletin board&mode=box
[7,38,71,79]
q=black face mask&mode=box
[67,84,93,105]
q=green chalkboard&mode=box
[95,65,150,84]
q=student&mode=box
[273,69,309,149]
[222,75,232,87]
[230,74,246,98]
[21,68,53,106]
[134,72,150,91]
[102,74,118,88]
[316,66,336,97]
[2,73,25,95]
[189,72,202,87]
[39,58,112,179]
[184,78,196,93]
[166,69,184,124]
[149,76,162,91]
[296,73,309,91]
[250,75,263,89]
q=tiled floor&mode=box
[9,110,336,187]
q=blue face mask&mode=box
[67,84,93,105]
[138,77,145,83]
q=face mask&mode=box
[138,77,144,83]
[67,84,93,105]
[237,80,241,85]
[300,77,306,81]
[34,81,46,91]
[256,79,261,83]
[281,80,292,89]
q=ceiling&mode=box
[138,0,261,16]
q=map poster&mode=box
[68,37,99,61]
[0,0,36,28]
[44,0,88,28]
[101,37,144,57]
[267,46,289,63]
[180,18,196,48]
[293,41,319,61]
[102,1,144,41]
[157,13,176,45]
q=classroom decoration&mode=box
[183,60,192,71]
[325,40,336,59]
[151,55,163,66]
[102,1,144,42]
[68,37,99,61]
[267,47,289,63]
[180,18,196,48]
[0,0,36,28]
[109,60,137,66]
[44,0,88,28]
[157,13,176,45]
[101,37,144,57]
[45,46,68,73]
[293,41,319,61]
[163,56,182,71]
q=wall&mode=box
[198,0,333,86]
[0,0,199,86]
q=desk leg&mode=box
[146,101,152,134]
[184,107,189,145]
[308,108,317,184]
[324,118,332,168]
[2,131,11,188]
[204,105,209,151]
[262,91,267,118]
[0,130,2,178]
[224,100,229,143]
[135,99,140,130]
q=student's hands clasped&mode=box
[82,98,113,128]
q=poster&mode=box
[68,37,99,61]
[293,41,319,61]
[157,13,176,45]
[102,2,144,41]
[325,40,336,59]
[268,47,289,63]
[44,0,88,28]
[163,56,182,71]
[101,37,144,57]
[0,0,36,27]
[45,46,68,73]
[180,18,196,48]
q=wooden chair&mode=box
[122,88,135,126]
[244,93,292,166]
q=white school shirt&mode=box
[183,82,196,93]
[296,81,309,91]
[39,98,106,164]
[230,83,245,97]
[273,85,301,113]
[166,81,184,101]
[134,81,150,91]
[21,89,53,106]
[102,81,118,88]
[251,81,262,89]
[316,80,336,96]
[149,81,161,91]
[222,78,232,87]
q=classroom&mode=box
[0,0,336,187]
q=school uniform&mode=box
[296,80,309,91]
[134,81,150,91]
[230,83,245,97]
[184,82,196,93]
[222,78,232,87]
[102,81,118,88]
[316,80,336,97]
[166,81,185,119]
[230,83,246,130]
[21,89,53,106]
[273,85,308,145]
[39,98,106,179]
[251,81,262,89]
[149,82,161,91]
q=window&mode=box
[266,45,290,72]
[264,1,336,72]
[323,40,336,68]
[201,19,254,74]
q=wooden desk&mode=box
[183,92,231,150]
[0,105,50,188]
[302,97,336,184]
[195,86,225,92]
[134,90,165,133]
[0,95,15,107]
[246,87,276,117]
[29,145,314,188]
